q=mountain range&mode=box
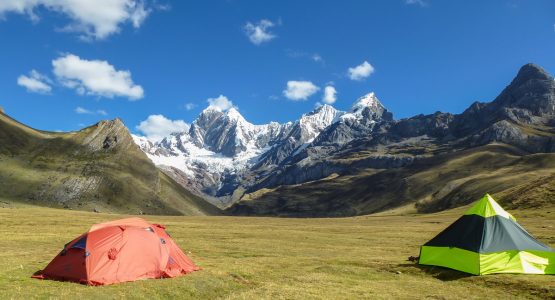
[132,63,555,216]
[133,91,391,206]
[2,63,554,217]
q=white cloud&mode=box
[312,53,323,62]
[129,1,149,28]
[52,53,144,100]
[348,61,375,81]
[184,102,197,111]
[75,106,108,115]
[283,81,320,101]
[405,0,427,7]
[136,114,189,142]
[0,0,153,40]
[322,86,337,104]
[207,95,235,111]
[75,106,92,114]
[17,70,52,94]
[244,19,276,45]
[286,49,324,64]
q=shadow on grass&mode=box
[397,263,473,281]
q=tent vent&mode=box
[71,236,87,250]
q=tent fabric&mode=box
[33,217,200,285]
[463,195,516,220]
[419,194,555,275]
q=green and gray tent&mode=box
[419,194,555,275]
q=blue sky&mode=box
[0,0,554,138]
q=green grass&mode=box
[233,144,555,217]
[1,202,554,299]
[0,112,220,216]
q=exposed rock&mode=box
[189,107,290,157]
[390,112,454,139]
[227,63,555,216]
[103,136,118,149]
[451,63,555,139]
[255,104,343,168]
[83,118,135,152]
[132,63,555,216]
[0,111,221,216]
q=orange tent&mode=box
[33,217,200,285]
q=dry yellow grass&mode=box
[1,202,554,299]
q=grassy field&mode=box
[1,202,554,299]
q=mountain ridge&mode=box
[133,92,392,207]
[133,63,555,213]
[0,111,221,215]
[228,63,555,216]
[3,63,554,217]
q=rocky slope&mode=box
[3,63,553,217]
[133,93,393,207]
[130,63,555,216]
[133,106,295,206]
[228,63,555,216]
[0,111,221,215]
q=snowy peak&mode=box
[252,105,342,168]
[298,104,342,142]
[133,91,395,198]
[340,92,393,123]
[351,92,381,113]
[132,134,154,151]
[225,107,248,124]
[191,106,284,156]
[137,93,391,162]
[194,107,225,128]
[197,106,248,126]
[312,104,340,118]
[302,104,341,125]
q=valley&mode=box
[1,201,553,299]
[2,63,555,217]
[2,2,554,299]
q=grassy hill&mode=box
[230,144,555,216]
[0,202,553,299]
[0,111,220,216]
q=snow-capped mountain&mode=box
[188,106,291,157]
[254,104,344,168]
[298,104,343,143]
[339,92,392,124]
[133,92,391,206]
